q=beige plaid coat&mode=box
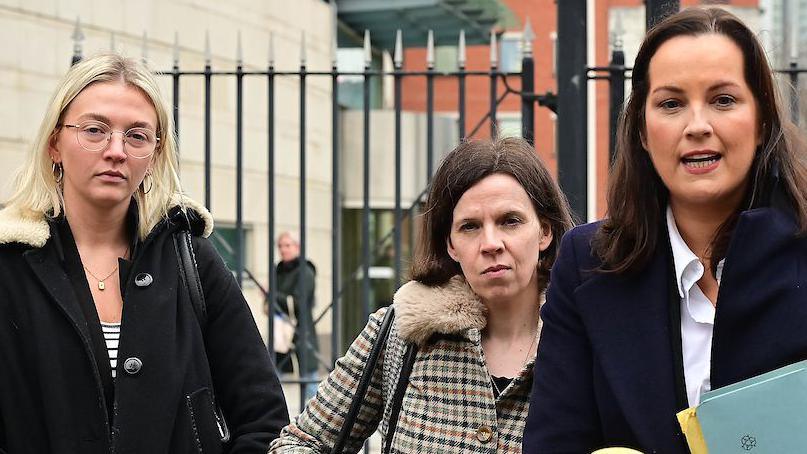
[269,276,541,453]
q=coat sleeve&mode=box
[192,237,290,453]
[523,229,604,453]
[268,308,389,454]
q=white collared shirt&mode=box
[666,206,724,405]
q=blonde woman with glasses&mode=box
[0,53,288,453]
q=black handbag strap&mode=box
[331,307,396,454]
[382,342,418,454]
[173,230,230,442]
[173,230,207,328]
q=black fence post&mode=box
[393,30,403,288]
[267,33,277,360]
[790,61,800,125]
[330,42,341,366]
[490,31,498,139]
[646,0,679,30]
[557,0,588,221]
[361,30,372,321]
[204,33,213,210]
[172,33,180,147]
[520,21,535,146]
[297,31,309,412]
[458,30,467,141]
[235,34,245,288]
[608,45,625,166]
[426,30,436,182]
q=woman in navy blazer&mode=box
[524,8,807,453]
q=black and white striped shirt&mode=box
[101,322,120,378]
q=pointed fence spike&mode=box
[300,30,307,67]
[268,32,275,67]
[426,29,435,69]
[490,30,498,67]
[173,31,180,66]
[458,29,466,68]
[363,30,372,67]
[612,11,624,51]
[71,17,84,41]
[522,17,535,58]
[205,30,212,66]
[394,29,403,67]
[71,17,84,64]
[330,1,338,67]
[236,30,243,66]
[141,31,149,64]
[790,1,799,61]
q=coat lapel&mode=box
[23,241,93,346]
[712,207,806,387]
[576,241,683,449]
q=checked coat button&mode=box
[476,425,493,443]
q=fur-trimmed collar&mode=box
[394,276,488,346]
[0,195,213,248]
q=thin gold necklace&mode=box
[84,264,118,291]
[82,246,128,291]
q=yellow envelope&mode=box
[676,406,708,454]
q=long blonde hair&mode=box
[5,53,182,239]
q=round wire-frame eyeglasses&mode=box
[59,120,160,159]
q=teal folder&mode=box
[697,359,807,452]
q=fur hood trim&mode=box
[394,276,487,346]
[176,195,214,238]
[0,195,213,248]
[0,205,52,248]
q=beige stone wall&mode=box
[0,0,335,345]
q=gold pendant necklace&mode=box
[83,264,119,291]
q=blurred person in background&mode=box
[273,231,319,402]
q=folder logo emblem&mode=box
[740,434,756,451]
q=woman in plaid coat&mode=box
[270,137,573,453]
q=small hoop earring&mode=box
[142,172,153,194]
[52,162,63,184]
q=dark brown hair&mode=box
[411,137,574,291]
[593,7,807,274]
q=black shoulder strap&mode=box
[382,341,418,454]
[331,307,396,454]
[173,230,230,442]
[173,230,207,328]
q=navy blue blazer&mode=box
[523,207,807,453]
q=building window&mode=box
[498,114,522,138]
[499,32,522,72]
[435,45,459,71]
[210,224,250,272]
[550,31,558,77]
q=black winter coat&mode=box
[0,201,288,453]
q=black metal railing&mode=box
[69,20,542,415]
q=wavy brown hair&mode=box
[593,7,807,274]
[411,137,574,291]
